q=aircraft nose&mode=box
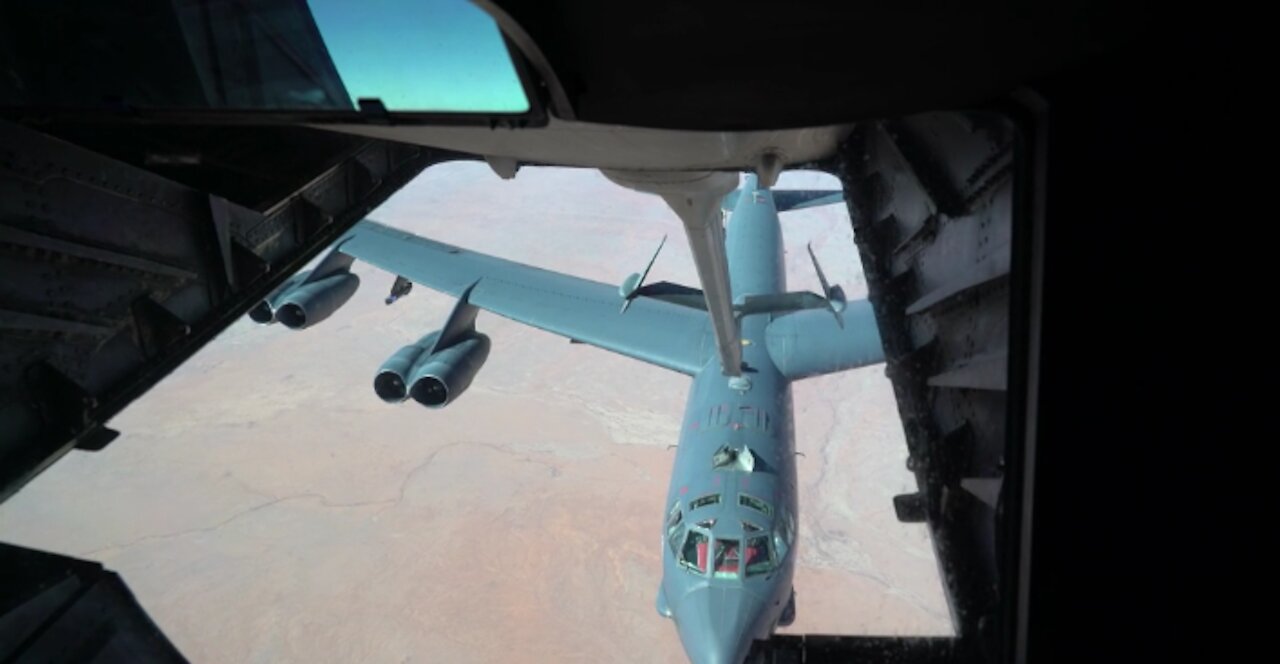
[674,587,764,664]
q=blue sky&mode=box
[307,0,528,112]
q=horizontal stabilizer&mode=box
[765,301,884,381]
[773,190,845,212]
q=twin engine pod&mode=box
[251,251,488,410]
[249,268,360,330]
[374,331,491,409]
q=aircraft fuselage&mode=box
[658,177,801,664]
[254,166,868,664]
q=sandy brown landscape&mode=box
[0,165,951,663]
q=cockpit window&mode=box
[739,493,772,516]
[773,508,794,562]
[680,530,709,573]
[745,535,773,576]
[690,494,721,510]
[668,526,685,555]
[713,539,741,578]
[666,502,684,554]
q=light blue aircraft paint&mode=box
[252,172,884,664]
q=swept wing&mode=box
[335,220,714,375]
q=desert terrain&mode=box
[0,164,951,663]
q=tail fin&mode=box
[773,190,844,212]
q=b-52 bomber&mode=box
[250,169,885,664]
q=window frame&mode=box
[773,507,794,562]
[679,528,711,575]
[689,493,721,511]
[0,3,551,127]
[712,537,743,579]
[666,501,684,554]
[744,534,774,577]
[739,493,773,517]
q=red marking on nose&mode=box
[679,486,689,495]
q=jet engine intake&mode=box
[249,249,359,329]
[373,332,440,403]
[249,269,312,325]
[407,333,491,408]
[274,273,360,330]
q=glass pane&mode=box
[739,493,772,516]
[773,508,793,561]
[667,523,684,555]
[745,536,772,576]
[307,0,528,111]
[713,539,741,578]
[689,494,720,510]
[0,0,528,113]
[680,531,709,573]
[666,503,683,553]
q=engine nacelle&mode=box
[373,332,440,403]
[276,273,360,330]
[407,333,491,408]
[249,270,311,325]
[249,271,360,330]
